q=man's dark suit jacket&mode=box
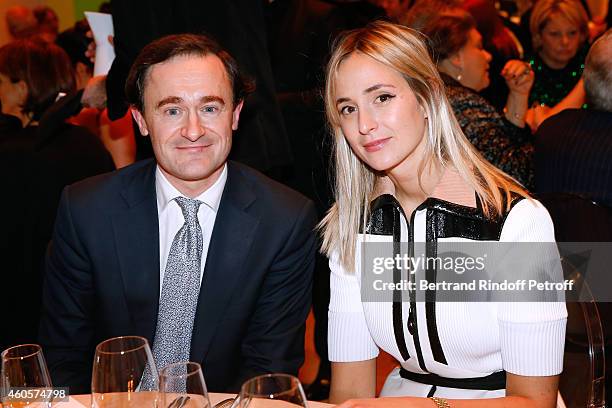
[107,0,291,171]
[534,109,612,207]
[39,159,317,393]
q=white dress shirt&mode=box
[155,164,227,293]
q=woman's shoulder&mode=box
[500,197,556,242]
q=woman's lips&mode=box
[363,137,391,152]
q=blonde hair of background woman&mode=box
[530,0,589,52]
[319,20,529,270]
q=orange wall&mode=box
[1,0,104,45]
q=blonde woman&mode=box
[320,21,566,408]
[528,0,589,107]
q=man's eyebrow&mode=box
[156,96,182,109]
[200,95,226,105]
[155,95,227,109]
[336,84,396,106]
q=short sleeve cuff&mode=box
[328,311,379,362]
[500,318,567,376]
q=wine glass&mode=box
[239,374,308,408]
[91,336,158,407]
[159,362,211,408]
[1,344,52,408]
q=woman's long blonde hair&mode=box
[319,20,528,271]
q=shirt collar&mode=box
[156,163,228,213]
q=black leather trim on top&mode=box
[416,194,525,366]
[364,192,526,370]
[367,194,410,362]
[425,210,446,365]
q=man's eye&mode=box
[165,108,181,116]
[202,106,219,113]
[340,105,356,115]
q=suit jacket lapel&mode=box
[112,159,160,344]
[190,162,259,363]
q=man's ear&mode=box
[231,100,244,131]
[131,108,149,136]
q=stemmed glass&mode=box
[1,344,53,408]
[239,374,308,408]
[91,336,158,407]
[159,362,211,408]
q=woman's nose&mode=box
[358,109,377,135]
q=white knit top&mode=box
[328,177,567,398]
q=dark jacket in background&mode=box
[535,109,612,207]
[0,110,114,352]
[107,0,291,173]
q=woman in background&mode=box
[0,37,114,351]
[527,0,589,107]
[414,10,536,189]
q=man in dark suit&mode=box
[535,29,612,208]
[39,34,317,394]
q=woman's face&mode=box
[455,29,492,91]
[538,13,581,69]
[333,52,428,175]
[0,73,26,119]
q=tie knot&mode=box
[174,197,202,223]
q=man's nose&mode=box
[181,112,205,141]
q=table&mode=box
[68,393,332,407]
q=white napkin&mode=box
[84,12,115,76]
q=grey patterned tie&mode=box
[143,197,203,388]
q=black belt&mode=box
[399,368,506,390]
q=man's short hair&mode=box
[5,6,37,39]
[583,29,612,112]
[125,33,255,112]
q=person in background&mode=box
[0,38,114,352]
[527,0,589,107]
[4,5,38,40]
[411,9,536,189]
[462,0,525,110]
[321,20,565,407]
[56,23,136,168]
[535,29,612,208]
[33,5,59,43]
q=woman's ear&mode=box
[448,50,464,71]
[439,51,463,79]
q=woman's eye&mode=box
[340,105,356,115]
[376,94,395,104]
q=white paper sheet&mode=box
[84,11,115,76]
